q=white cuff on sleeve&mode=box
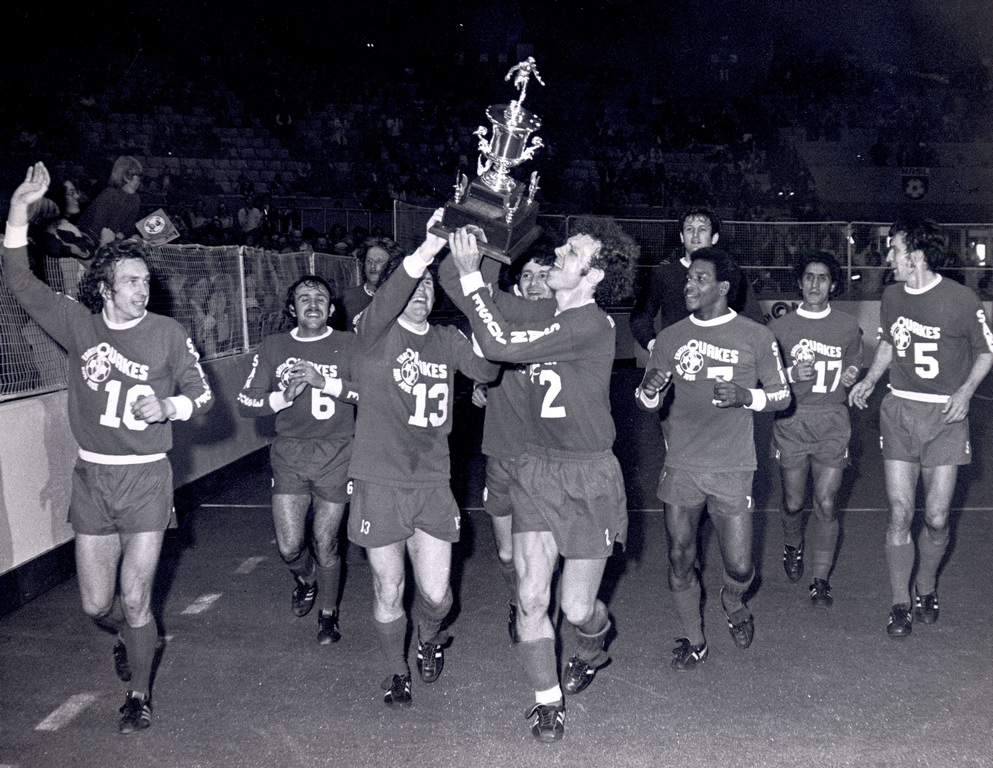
[460,272,486,295]
[167,396,194,421]
[4,223,29,249]
[322,377,343,398]
[745,388,767,411]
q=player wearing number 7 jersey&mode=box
[237,275,358,644]
[849,219,993,639]
[447,218,639,743]
[768,253,864,609]
[3,162,213,733]
[637,247,789,671]
[347,212,498,710]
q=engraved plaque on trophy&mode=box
[430,57,546,264]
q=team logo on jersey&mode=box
[394,348,447,394]
[80,342,150,390]
[790,341,816,364]
[890,316,940,357]
[672,339,738,380]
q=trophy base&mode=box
[431,188,542,265]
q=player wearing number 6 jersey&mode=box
[3,162,213,733]
[447,218,638,743]
[768,253,864,608]
[347,212,498,710]
[637,247,789,671]
[238,275,358,644]
[849,219,993,638]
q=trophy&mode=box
[430,57,546,264]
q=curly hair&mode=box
[570,215,640,306]
[689,246,744,305]
[355,236,405,286]
[77,240,149,313]
[283,274,335,322]
[889,218,947,272]
[794,251,842,297]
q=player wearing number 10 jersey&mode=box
[347,214,498,710]
[3,162,213,733]
[850,219,993,638]
[238,275,358,644]
[767,253,864,609]
[448,218,639,743]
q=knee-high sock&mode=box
[414,587,452,645]
[374,615,408,677]
[569,600,610,664]
[121,620,158,697]
[516,637,560,695]
[808,517,839,581]
[283,547,315,583]
[92,596,126,636]
[315,558,340,613]
[915,527,948,596]
[671,572,704,646]
[721,569,754,617]
[885,540,915,606]
[499,557,517,606]
[781,507,804,548]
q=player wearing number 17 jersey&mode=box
[238,275,358,644]
[347,214,498,710]
[768,253,864,609]
[3,162,213,734]
[850,219,993,638]
[448,218,639,743]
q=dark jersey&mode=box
[769,305,864,407]
[237,327,358,440]
[647,311,790,472]
[348,256,498,488]
[880,277,993,400]
[2,231,212,459]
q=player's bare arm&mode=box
[849,341,893,410]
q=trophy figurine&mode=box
[430,57,546,264]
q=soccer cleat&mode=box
[317,610,341,644]
[416,639,445,683]
[809,579,834,608]
[118,691,151,734]
[671,638,709,671]
[291,577,318,617]
[113,639,131,682]
[887,603,913,637]
[508,603,519,644]
[914,592,939,624]
[381,674,412,709]
[562,654,608,695]
[526,701,565,742]
[783,543,804,583]
[725,608,755,649]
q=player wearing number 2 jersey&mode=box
[238,275,358,644]
[768,253,863,609]
[448,218,639,743]
[850,219,993,638]
[3,162,213,733]
[637,247,789,672]
[347,213,498,710]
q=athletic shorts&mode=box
[656,466,755,517]
[270,435,351,503]
[771,405,851,470]
[69,457,174,535]
[347,479,461,548]
[880,394,971,467]
[482,456,517,518]
[510,445,628,559]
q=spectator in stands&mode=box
[237,195,263,244]
[215,201,234,234]
[340,237,400,330]
[78,155,143,247]
[186,198,210,237]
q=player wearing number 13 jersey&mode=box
[3,162,213,733]
[448,218,639,743]
[347,217,498,711]
[238,275,358,644]
[850,219,993,639]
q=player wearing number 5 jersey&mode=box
[768,253,863,609]
[850,219,993,638]
[3,162,213,733]
[637,248,789,672]
[448,218,639,743]
[347,214,498,710]
[238,275,358,644]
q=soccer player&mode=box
[237,275,358,643]
[3,162,214,733]
[629,207,764,355]
[447,218,638,743]
[849,219,993,637]
[340,237,398,330]
[347,213,498,709]
[768,253,864,607]
[469,244,555,641]
[636,247,790,671]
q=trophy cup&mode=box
[430,57,546,264]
